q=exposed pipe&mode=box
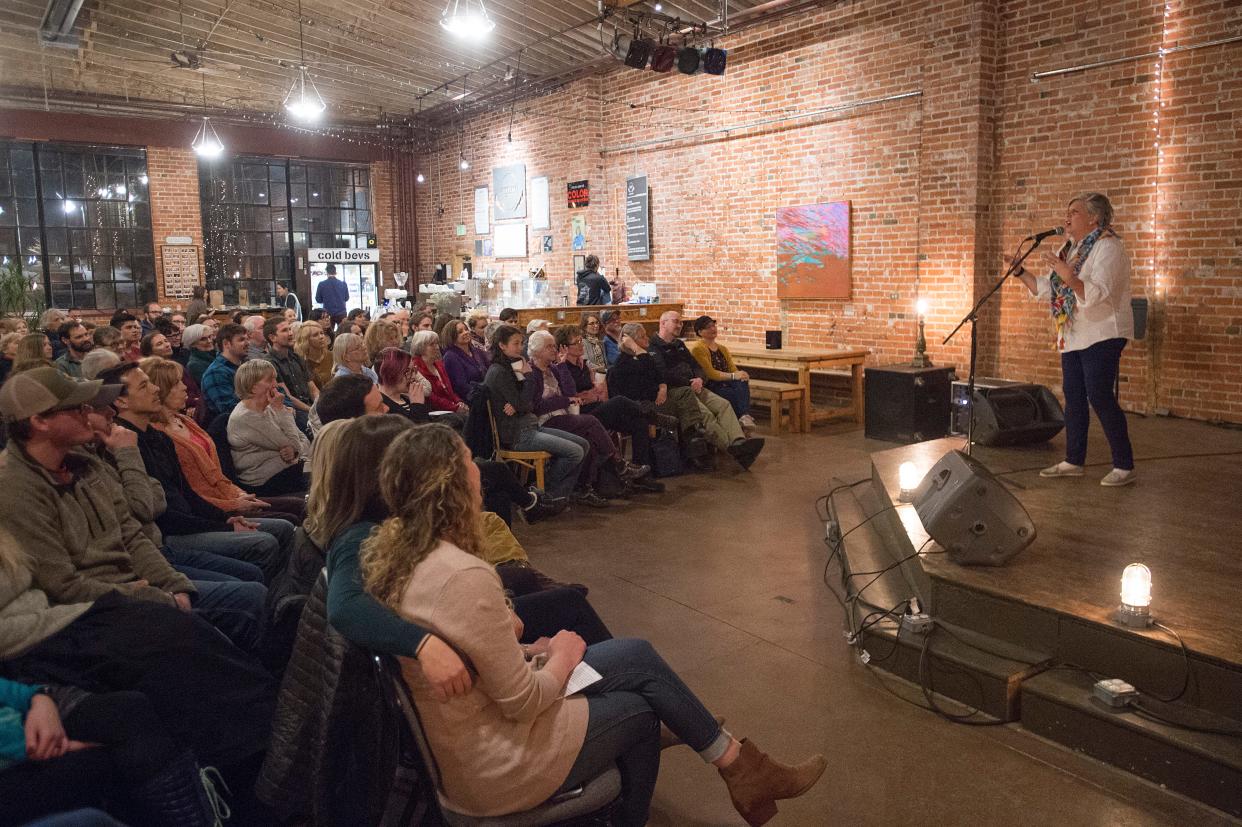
[601,88,922,153]
[1031,32,1242,82]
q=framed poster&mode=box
[531,176,550,229]
[573,254,586,273]
[494,223,527,258]
[473,187,489,235]
[542,235,553,252]
[571,215,587,251]
[567,179,589,208]
[775,201,852,299]
[493,164,527,220]
[160,245,201,301]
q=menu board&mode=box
[161,245,201,301]
[625,175,650,261]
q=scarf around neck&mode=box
[1049,226,1114,349]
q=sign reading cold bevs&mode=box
[308,248,380,264]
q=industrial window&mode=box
[199,156,372,305]
[0,141,155,310]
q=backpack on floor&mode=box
[649,427,684,478]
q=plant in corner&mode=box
[0,258,46,324]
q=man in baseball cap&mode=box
[0,366,121,435]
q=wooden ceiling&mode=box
[0,0,767,128]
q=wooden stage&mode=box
[829,413,1242,816]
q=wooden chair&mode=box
[487,400,551,490]
[748,379,806,435]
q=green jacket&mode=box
[0,442,193,608]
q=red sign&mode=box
[567,180,589,209]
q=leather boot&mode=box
[718,738,826,827]
[132,751,230,827]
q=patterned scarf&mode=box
[1049,226,1113,349]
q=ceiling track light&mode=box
[440,0,496,40]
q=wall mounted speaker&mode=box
[650,45,676,72]
[677,46,701,74]
[703,47,727,75]
[624,39,655,69]
[913,450,1036,566]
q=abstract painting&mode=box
[775,201,851,299]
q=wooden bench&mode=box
[748,379,806,435]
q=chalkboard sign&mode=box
[567,180,589,209]
[161,245,201,301]
[625,175,650,261]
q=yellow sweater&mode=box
[689,339,739,382]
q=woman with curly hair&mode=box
[293,321,333,391]
[10,333,53,375]
[361,424,824,826]
[362,318,402,367]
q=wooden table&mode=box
[510,302,684,335]
[726,344,869,428]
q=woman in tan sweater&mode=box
[362,424,825,826]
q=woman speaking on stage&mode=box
[1013,192,1136,486]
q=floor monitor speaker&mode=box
[913,450,1036,566]
[950,379,1065,446]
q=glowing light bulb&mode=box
[459,158,470,170]
[916,298,929,318]
[416,173,426,183]
[62,200,77,214]
[1116,563,1153,627]
[898,461,920,502]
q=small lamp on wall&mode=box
[911,298,931,368]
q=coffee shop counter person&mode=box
[1011,191,1135,487]
[688,316,756,430]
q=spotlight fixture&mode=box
[1116,563,1153,627]
[650,43,677,72]
[703,46,727,75]
[459,158,470,170]
[285,1,326,120]
[285,66,326,120]
[440,0,496,40]
[676,46,702,74]
[898,461,920,502]
[624,38,655,69]
[416,173,426,184]
[192,116,225,159]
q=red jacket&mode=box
[412,356,462,412]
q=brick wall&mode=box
[147,146,205,309]
[414,0,1242,424]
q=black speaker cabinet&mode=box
[950,379,1065,446]
[864,365,955,444]
[913,450,1036,566]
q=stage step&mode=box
[1021,669,1242,817]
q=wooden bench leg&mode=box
[534,461,546,492]
[769,397,782,435]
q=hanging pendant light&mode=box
[440,0,496,40]
[191,75,224,159]
[284,66,326,120]
[285,0,327,120]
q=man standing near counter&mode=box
[315,264,350,327]
[576,255,611,305]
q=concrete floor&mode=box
[513,418,1240,826]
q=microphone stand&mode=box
[942,235,1048,455]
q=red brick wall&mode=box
[147,146,205,309]
[414,0,1242,424]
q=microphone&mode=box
[1026,226,1065,243]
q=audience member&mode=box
[465,308,490,349]
[442,319,490,401]
[51,321,91,379]
[578,313,607,373]
[601,309,624,366]
[228,360,310,497]
[264,316,317,432]
[314,373,386,427]
[363,318,402,366]
[294,320,333,391]
[90,325,124,359]
[242,315,267,362]
[181,322,216,385]
[185,285,209,325]
[276,283,302,321]
[690,315,756,429]
[375,347,429,422]
[362,423,825,825]
[410,330,469,416]
[648,311,763,470]
[200,322,247,419]
[388,306,410,339]
[0,317,30,336]
[108,312,142,363]
[307,307,334,340]
[346,307,372,336]
[498,307,518,323]
[331,332,378,383]
[11,333,53,375]
[139,301,164,336]
[38,310,67,361]
[0,332,20,385]
[79,349,120,381]
[484,325,587,500]
[412,311,435,334]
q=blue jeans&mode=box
[162,544,265,583]
[188,577,267,654]
[163,517,294,583]
[513,426,588,499]
[555,639,730,826]
[1061,337,1134,470]
[707,379,751,419]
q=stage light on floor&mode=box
[1116,563,1153,628]
[898,461,919,502]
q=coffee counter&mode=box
[508,302,684,332]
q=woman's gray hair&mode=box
[234,358,276,398]
[332,332,364,369]
[1071,192,1114,229]
[621,322,646,339]
[409,329,440,358]
[527,330,555,354]
[80,349,121,380]
[181,323,209,349]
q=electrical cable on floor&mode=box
[917,625,1006,726]
[815,477,871,522]
[1129,703,1242,738]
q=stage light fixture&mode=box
[1116,563,1153,628]
[650,44,677,72]
[898,461,920,502]
[702,47,727,75]
[624,38,655,69]
[677,46,702,74]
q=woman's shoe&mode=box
[1039,461,1084,478]
[718,739,826,827]
[1100,468,1137,486]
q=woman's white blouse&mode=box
[1033,235,1134,353]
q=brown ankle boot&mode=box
[718,738,827,827]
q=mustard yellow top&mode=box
[689,339,739,382]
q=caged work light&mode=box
[1115,563,1153,628]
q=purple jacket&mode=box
[524,362,578,415]
[442,343,490,401]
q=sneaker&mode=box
[630,476,666,494]
[571,488,609,508]
[619,461,651,483]
[522,491,568,523]
[1039,461,1084,478]
[739,414,757,429]
[1100,468,1137,487]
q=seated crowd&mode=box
[0,302,813,827]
